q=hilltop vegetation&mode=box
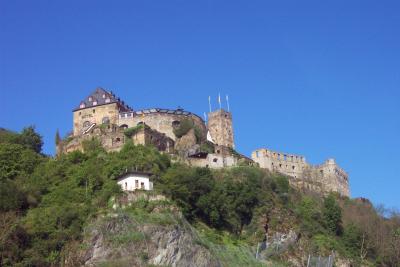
[0,127,399,266]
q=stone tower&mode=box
[207,109,235,148]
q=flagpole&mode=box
[208,96,211,113]
[218,93,221,110]
[226,95,230,112]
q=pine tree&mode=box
[55,129,61,145]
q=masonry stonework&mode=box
[207,109,235,148]
[251,148,350,197]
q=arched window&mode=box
[102,116,110,124]
[83,121,91,128]
[120,124,128,130]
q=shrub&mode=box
[173,118,194,138]
[123,124,143,138]
[200,142,215,154]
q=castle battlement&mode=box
[252,148,350,197]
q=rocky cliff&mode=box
[70,199,220,267]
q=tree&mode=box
[323,194,343,235]
[18,126,43,153]
[55,129,61,145]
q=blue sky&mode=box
[1,0,399,209]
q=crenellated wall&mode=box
[252,148,350,197]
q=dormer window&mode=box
[102,94,106,98]
[80,103,86,108]
[93,101,97,105]
[88,96,92,101]
[105,98,110,103]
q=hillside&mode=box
[0,127,399,267]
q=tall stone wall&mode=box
[119,110,207,142]
[252,148,350,197]
[73,103,119,136]
[207,109,235,148]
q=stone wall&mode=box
[207,109,235,148]
[132,125,175,153]
[119,110,207,142]
[252,148,350,197]
[58,124,174,155]
[73,103,119,136]
[58,125,125,155]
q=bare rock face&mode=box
[80,213,220,267]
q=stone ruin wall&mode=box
[57,124,175,156]
[252,148,350,197]
[118,111,207,142]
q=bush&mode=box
[173,118,194,138]
[123,125,143,138]
[200,142,215,154]
[322,194,343,235]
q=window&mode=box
[135,180,139,188]
[292,166,295,170]
[102,94,106,98]
[93,109,95,113]
[105,98,110,103]
[256,151,259,158]
[83,121,91,128]
[172,120,180,127]
[89,96,92,101]
[141,182,145,189]
[93,101,97,105]
[79,112,81,115]
[80,103,85,108]
[102,117,110,124]
[116,137,121,142]
[213,158,218,162]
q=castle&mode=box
[57,87,350,197]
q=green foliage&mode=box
[0,143,42,180]
[173,118,194,138]
[55,129,61,145]
[271,175,289,204]
[161,165,263,234]
[0,129,172,266]
[82,137,105,155]
[123,124,143,138]
[0,126,44,153]
[342,223,362,258]
[200,141,215,154]
[295,196,323,236]
[322,194,343,235]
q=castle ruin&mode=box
[252,148,350,197]
[57,87,350,197]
